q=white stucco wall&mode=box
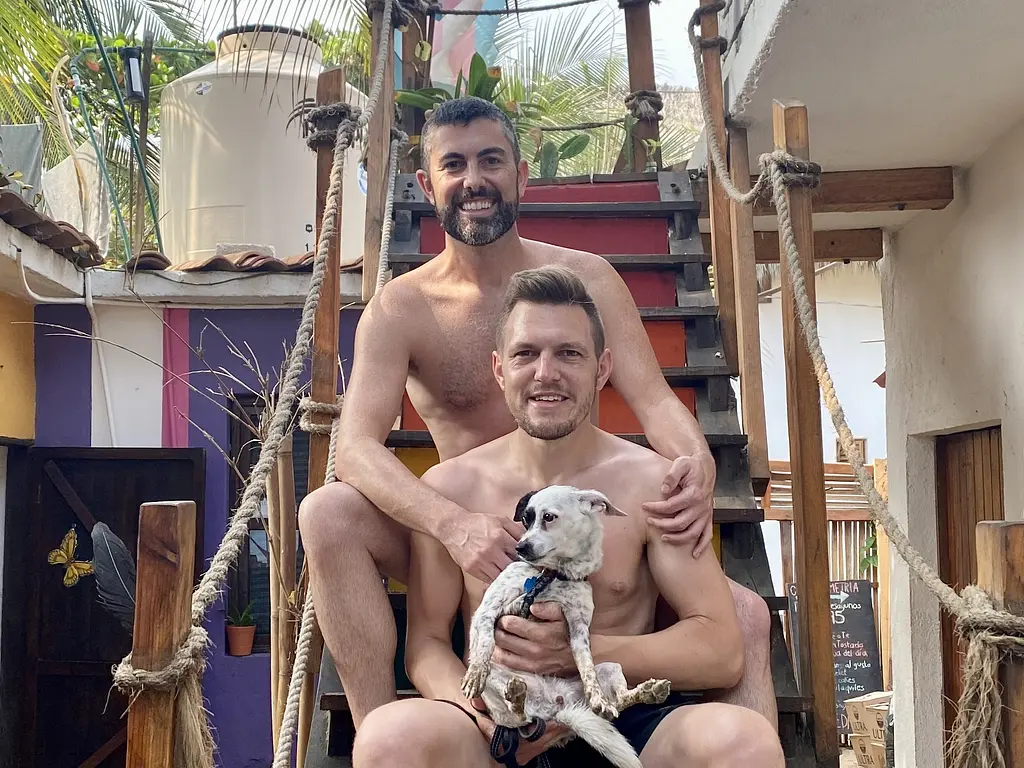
[750,266,886,595]
[90,304,164,448]
[883,114,1024,768]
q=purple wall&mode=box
[34,304,91,446]
[189,307,359,768]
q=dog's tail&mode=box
[552,704,642,768]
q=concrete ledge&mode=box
[0,220,84,300]
[89,268,365,307]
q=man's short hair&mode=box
[420,96,522,171]
[496,265,606,355]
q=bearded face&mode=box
[436,184,519,247]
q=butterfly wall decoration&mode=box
[47,527,94,587]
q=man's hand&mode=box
[641,452,716,556]
[441,512,523,583]
[470,699,569,765]
[492,602,576,677]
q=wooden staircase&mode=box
[305,170,816,766]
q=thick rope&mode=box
[110,0,397,764]
[688,5,1024,766]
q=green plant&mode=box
[860,529,878,574]
[227,602,255,627]
[535,133,590,178]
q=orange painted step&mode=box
[622,272,676,307]
[597,386,696,435]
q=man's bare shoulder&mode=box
[523,239,614,279]
[598,432,674,500]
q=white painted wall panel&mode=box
[91,305,164,448]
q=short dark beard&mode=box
[437,188,519,246]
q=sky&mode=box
[197,0,701,88]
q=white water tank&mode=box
[159,25,367,268]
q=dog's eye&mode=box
[542,512,555,524]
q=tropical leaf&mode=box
[557,133,589,161]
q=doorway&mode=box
[935,426,1004,740]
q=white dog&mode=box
[460,485,671,768]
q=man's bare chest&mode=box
[409,305,504,411]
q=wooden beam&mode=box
[728,125,769,493]
[125,501,197,768]
[362,11,396,301]
[976,520,1024,768]
[874,458,891,691]
[698,0,738,372]
[616,0,660,172]
[298,65,347,768]
[399,4,428,172]
[701,228,883,263]
[773,98,839,765]
[691,166,954,216]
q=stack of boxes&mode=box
[845,691,891,767]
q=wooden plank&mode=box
[80,727,128,768]
[276,435,298,736]
[772,98,838,764]
[125,501,197,768]
[698,0,738,373]
[43,461,98,532]
[728,125,769,493]
[618,0,660,171]
[691,166,955,216]
[362,10,396,301]
[874,458,892,690]
[975,520,1024,768]
[398,3,428,172]
[702,228,885,263]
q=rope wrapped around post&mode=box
[624,89,663,123]
[687,3,1024,766]
[109,0,399,764]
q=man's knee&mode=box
[353,700,481,768]
[729,581,772,649]
[297,481,371,554]
[646,703,784,768]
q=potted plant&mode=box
[226,602,256,656]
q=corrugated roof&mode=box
[0,185,102,267]
[123,249,365,274]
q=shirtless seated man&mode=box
[351,266,784,768]
[298,95,775,730]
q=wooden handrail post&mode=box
[975,521,1024,766]
[727,124,769,494]
[399,6,429,173]
[363,9,397,301]
[698,0,738,372]
[773,98,839,765]
[617,0,660,172]
[125,501,197,768]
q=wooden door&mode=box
[16,448,204,768]
[936,427,1004,740]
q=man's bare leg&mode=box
[298,481,410,728]
[717,580,778,730]
[353,699,494,768]
[638,701,784,768]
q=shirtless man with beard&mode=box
[297,96,775,731]
[350,266,785,768]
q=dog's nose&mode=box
[515,541,533,559]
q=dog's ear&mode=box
[513,491,537,523]
[576,489,626,517]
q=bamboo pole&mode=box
[975,521,1024,766]
[773,98,839,765]
[266,466,282,746]
[276,434,298,733]
[698,0,738,372]
[124,501,197,768]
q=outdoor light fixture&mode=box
[120,47,146,103]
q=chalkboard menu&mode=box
[786,579,883,734]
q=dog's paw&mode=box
[461,662,489,699]
[644,678,671,704]
[504,677,529,714]
[587,691,619,721]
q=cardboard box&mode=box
[850,735,887,767]
[845,691,892,736]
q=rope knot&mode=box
[758,150,822,189]
[625,90,663,122]
[367,0,413,27]
[305,103,361,151]
[687,1,728,55]
[299,395,344,435]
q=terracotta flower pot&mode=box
[226,624,256,656]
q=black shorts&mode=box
[441,691,706,767]
[539,691,706,767]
